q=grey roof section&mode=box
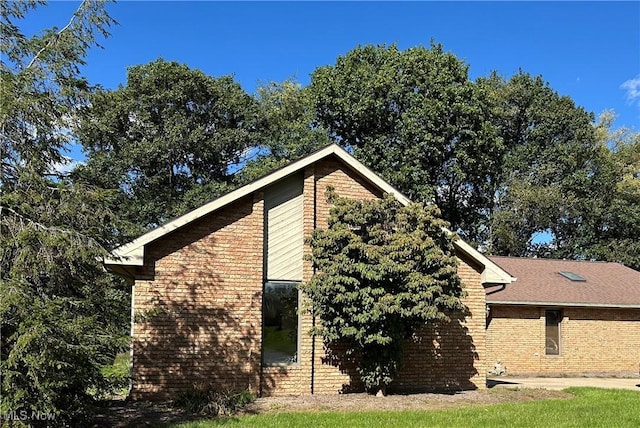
[487,256,640,308]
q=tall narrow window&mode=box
[545,309,562,356]
[263,281,298,365]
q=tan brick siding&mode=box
[393,257,486,392]
[130,194,264,400]
[486,305,640,376]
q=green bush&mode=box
[99,352,131,397]
[302,192,464,395]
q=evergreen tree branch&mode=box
[25,0,87,70]
[0,205,107,253]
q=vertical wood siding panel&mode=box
[265,174,304,281]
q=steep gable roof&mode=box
[105,144,514,285]
[486,256,640,308]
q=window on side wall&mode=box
[263,281,299,365]
[545,309,562,356]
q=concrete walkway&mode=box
[488,377,640,391]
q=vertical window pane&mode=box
[545,310,562,356]
[263,282,298,365]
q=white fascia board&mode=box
[452,238,517,285]
[107,144,411,267]
[104,246,145,266]
[487,300,640,309]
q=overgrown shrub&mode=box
[173,386,255,416]
[302,192,465,395]
[98,353,131,398]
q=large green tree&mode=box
[301,192,464,395]
[1,0,129,423]
[481,72,600,257]
[75,59,261,235]
[564,114,640,269]
[309,43,505,245]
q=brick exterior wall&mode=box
[392,258,486,392]
[128,155,487,399]
[130,194,264,400]
[486,305,640,376]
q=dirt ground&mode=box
[93,388,572,427]
[247,387,571,413]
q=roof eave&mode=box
[104,247,144,267]
[105,144,411,267]
[487,300,640,309]
[452,238,517,285]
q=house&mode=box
[105,144,515,399]
[486,256,640,376]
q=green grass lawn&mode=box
[169,388,640,428]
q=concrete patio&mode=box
[488,377,640,391]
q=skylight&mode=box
[558,271,586,282]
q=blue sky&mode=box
[24,1,640,137]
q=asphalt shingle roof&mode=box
[486,257,640,308]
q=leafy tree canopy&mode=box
[235,79,331,185]
[74,42,636,271]
[559,114,640,269]
[482,72,603,257]
[75,58,261,235]
[301,191,464,394]
[309,43,505,245]
[1,0,129,422]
